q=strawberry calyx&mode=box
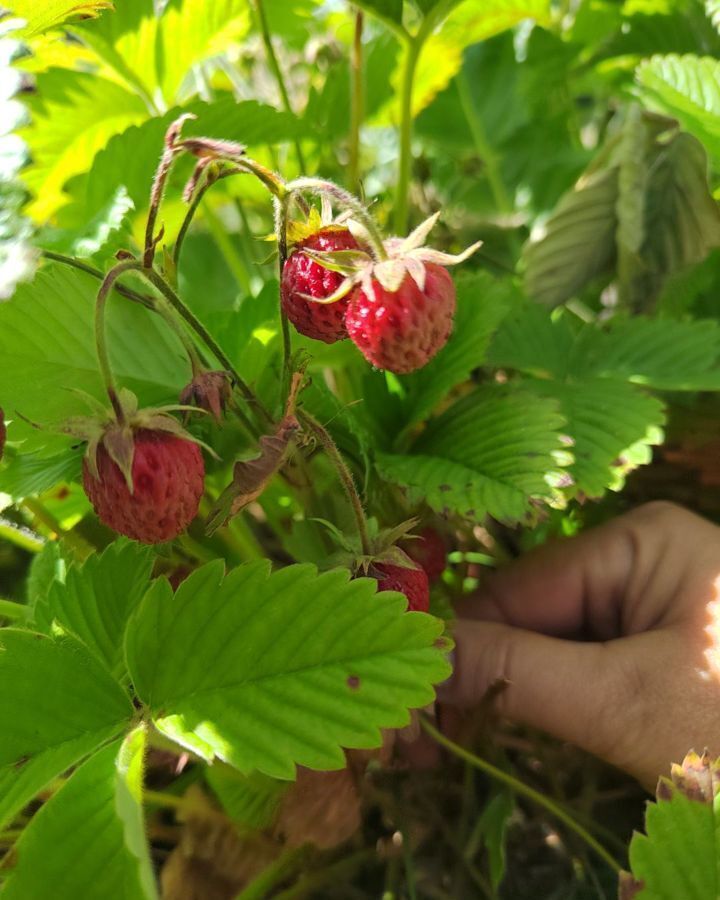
[296,212,482,306]
[58,388,212,495]
[315,515,426,577]
[180,370,232,423]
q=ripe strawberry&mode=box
[374,561,430,613]
[83,429,204,544]
[0,408,5,461]
[403,527,446,583]
[345,264,455,374]
[281,228,359,343]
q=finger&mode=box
[457,502,720,640]
[441,619,622,763]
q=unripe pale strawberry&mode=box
[83,429,204,544]
[281,228,359,343]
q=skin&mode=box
[440,502,720,790]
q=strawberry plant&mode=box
[2,1,720,897]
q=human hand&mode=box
[441,502,720,790]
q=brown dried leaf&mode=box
[274,767,362,850]
[618,871,645,900]
[161,785,280,900]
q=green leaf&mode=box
[25,541,66,611]
[39,185,135,260]
[10,0,112,37]
[377,385,569,521]
[1,731,157,900]
[34,541,154,679]
[0,447,82,500]
[477,788,514,890]
[206,764,286,830]
[489,304,720,390]
[623,751,720,899]
[527,377,664,497]
[395,272,515,433]
[352,0,403,26]
[636,54,720,160]
[0,629,132,829]
[0,264,187,449]
[125,561,451,779]
[69,98,303,223]
[523,163,619,307]
[21,68,147,221]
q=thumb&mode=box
[442,619,623,764]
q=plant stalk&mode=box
[349,9,364,195]
[252,0,306,173]
[300,412,371,556]
[420,717,622,875]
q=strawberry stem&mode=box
[348,10,364,196]
[285,178,388,261]
[251,0,306,174]
[95,259,145,421]
[300,411,371,556]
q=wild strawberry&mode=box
[374,561,430,613]
[345,265,455,374]
[0,408,5,461]
[297,211,480,374]
[83,429,204,544]
[281,228,359,343]
[56,389,206,544]
[403,527,446,583]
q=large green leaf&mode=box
[21,68,147,221]
[68,98,303,224]
[35,541,154,679]
[1,730,157,900]
[0,264,188,448]
[636,54,720,160]
[125,560,451,779]
[10,0,112,37]
[377,385,569,521]
[0,629,132,829]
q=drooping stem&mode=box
[140,268,274,427]
[274,195,293,389]
[420,717,622,875]
[285,177,387,260]
[95,259,144,420]
[349,9,364,195]
[174,167,243,269]
[252,0,306,173]
[300,412,371,556]
[41,251,154,309]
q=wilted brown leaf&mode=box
[275,767,362,850]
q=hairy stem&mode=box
[252,0,306,173]
[285,177,387,260]
[349,9,364,195]
[41,251,154,309]
[95,259,145,420]
[140,268,273,428]
[300,412,370,556]
[420,717,622,875]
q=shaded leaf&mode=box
[0,629,132,829]
[1,731,157,900]
[377,385,569,521]
[206,764,286,831]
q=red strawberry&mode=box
[345,264,455,374]
[281,228,359,343]
[83,429,204,544]
[0,408,5,461]
[403,527,446,583]
[374,561,430,613]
